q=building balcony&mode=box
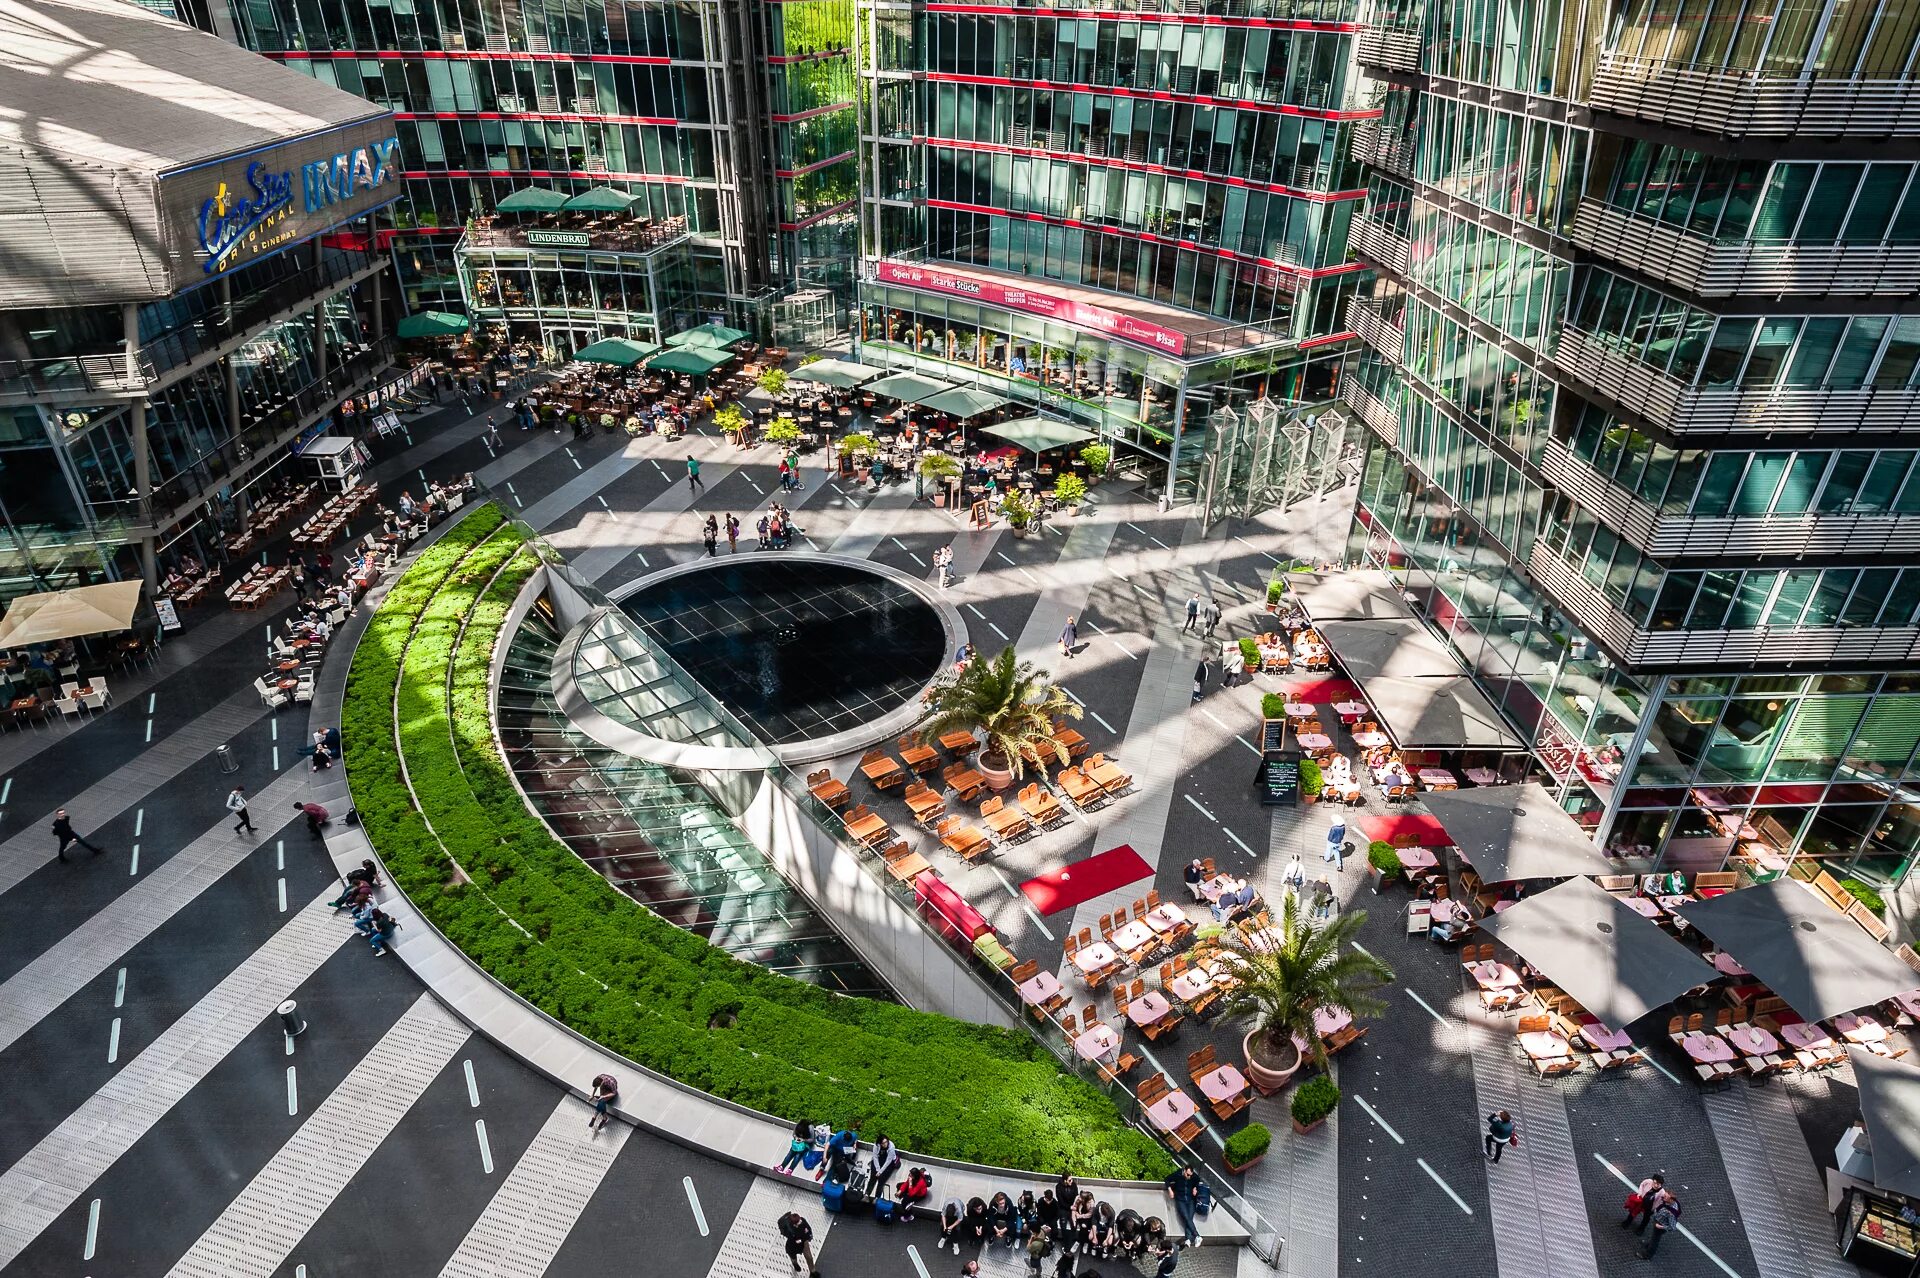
[1350,121,1415,177]
[1540,439,1920,560]
[1345,295,1402,365]
[1356,24,1422,74]
[1528,542,1920,670]
[1590,55,1920,138]
[1555,326,1920,436]
[1569,201,1920,298]
[461,215,690,259]
[1348,216,1409,276]
[1340,375,1399,445]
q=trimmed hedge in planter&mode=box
[344,505,1171,1177]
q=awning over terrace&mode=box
[1320,618,1462,681]
[1355,675,1525,751]
[1848,1049,1920,1199]
[1422,782,1618,881]
[981,417,1098,455]
[790,359,887,389]
[919,387,1012,419]
[865,372,958,405]
[1479,878,1718,1031]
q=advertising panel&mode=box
[875,261,1189,357]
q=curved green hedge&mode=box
[344,504,1172,1177]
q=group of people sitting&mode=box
[327,859,395,956]
[935,1174,1181,1275]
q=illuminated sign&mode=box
[301,137,402,216]
[525,229,590,248]
[198,162,296,275]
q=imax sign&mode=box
[302,137,402,215]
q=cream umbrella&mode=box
[0,580,143,646]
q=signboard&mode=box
[160,119,402,282]
[373,411,404,437]
[155,598,182,632]
[875,261,1188,357]
[970,500,991,529]
[525,229,590,248]
[1255,755,1300,807]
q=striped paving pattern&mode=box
[436,1095,631,1278]
[704,1176,832,1278]
[165,994,471,1278]
[0,767,315,1055]
[1462,1004,1600,1278]
[1704,1083,1857,1278]
[0,889,348,1269]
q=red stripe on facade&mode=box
[769,102,856,123]
[775,150,857,179]
[396,110,686,127]
[402,169,690,184]
[1298,329,1357,350]
[922,4,1358,31]
[924,197,1366,279]
[266,49,677,65]
[779,198,859,231]
[918,136,1368,204]
[924,72,1382,121]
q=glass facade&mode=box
[1349,0,1920,884]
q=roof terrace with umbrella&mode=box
[667,322,751,350]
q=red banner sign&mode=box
[876,261,1188,357]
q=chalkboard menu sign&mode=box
[1256,756,1300,807]
[1261,720,1288,753]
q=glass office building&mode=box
[1346,0,1920,882]
[0,0,398,601]
[194,0,858,337]
[852,0,1366,497]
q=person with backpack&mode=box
[1025,1225,1054,1276]
[777,1211,817,1276]
[1484,1109,1517,1163]
[1642,1191,1681,1258]
[895,1167,932,1222]
[1165,1165,1205,1248]
[1621,1171,1666,1232]
[777,1116,812,1173]
[587,1074,618,1133]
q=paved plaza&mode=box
[0,387,1885,1278]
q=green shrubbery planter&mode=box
[343,506,1171,1177]
[1223,1123,1271,1173]
[1290,1076,1339,1133]
[1367,840,1403,888]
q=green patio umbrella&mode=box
[572,337,660,367]
[980,416,1098,455]
[919,386,1011,420]
[394,310,470,339]
[790,358,887,390]
[647,346,735,376]
[561,186,639,212]
[495,186,568,213]
[666,321,751,349]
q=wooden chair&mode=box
[859,748,907,792]
[1011,959,1039,985]
[1018,782,1066,829]
[980,795,1032,842]
[898,733,942,775]
[936,816,992,864]
[1056,766,1105,811]
[904,780,947,825]
[941,762,985,804]
[1170,1115,1206,1151]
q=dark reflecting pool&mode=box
[621,559,947,746]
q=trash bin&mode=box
[278,999,306,1037]
[217,744,238,773]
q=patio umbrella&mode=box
[572,337,660,367]
[790,358,886,390]
[0,580,143,646]
[980,416,1097,455]
[495,186,568,213]
[864,372,958,406]
[1420,782,1616,880]
[919,387,1011,420]
[561,186,639,212]
[647,346,734,376]
[1847,1049,1920,1198]
[666,322,751,349]
[394,311,469,339]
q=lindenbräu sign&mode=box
[524,229,591,248]
[874,261,1189,357]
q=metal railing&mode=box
[462,216,691,257]
[1355,23,1421,73]
[1590,55,1920,138]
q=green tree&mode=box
[758,367,789,397]
[1218,893,1393,1074]
[917,645,1081,779]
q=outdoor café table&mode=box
[1168,967,1214,1002]
[1017,970,1064,1006]
[1578,1022,1633,1052]
[8,696,33,715]
[1780,1021,1837,1050]
[883,850,931,882]
[1680,1032,1735,1063]
[1711,951,1751,978]
[1619,896,1661,919]
[1352,731,1390,748]
[1723,1024,1781,1057]
[1126,991,1173,1028]
[1284,702,1315,717]
[1145,1088,1198,1134]
[1430,899,1470,925]
[276,659,301,672]
[1312,1006,1352,1037]
[1072,941,1121,978]
[1519,1030,1572,1060]
[946,767,986,795]
[1297,733,1333,752]
[1199,875,1233,903]
[898,741,939,772]
[1144,902,1189,933]
[860,754,904,784]
[1074,1022,1121,1061]
[1197,1064,1249,1105]
[1465,959,1522,990]
[1655,894,1696,921]
[1111,919,1156,954]
[1834,1011,1890,1044]
[276,678,298,692]
[1889,990,1920,1020]
[1417,768,1458,790]
[1463,767,1501,785]
[1086,758,1128,791]
[844,810,889,845]
[1493,899,1519,912]
[1398,847,1439,874]
[1333,701,1367,717]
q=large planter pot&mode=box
[1224,1150,1266,1174]
[1242,1030,1303,1095]
[978,751,1016,792]
[1291,1116,1327,1135]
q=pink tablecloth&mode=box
[1725,1025,1780,1056]
[1144,903,1189,933]
[1835,1012,1888,1043]
[1681,1032,1734,1063]
[1431,899,1470,924]
[1711,952,1751,977]
[1493,899,1518,912]
[1578,1023,1633,1052]
[1126,991,1172,1027]
[1297,734,1333,751]
[1146,1089,1198,1133]
[1284,702,1314,717]
[1111,920,1155,953]
[1353,732,1390,748]
[1074,1024,1121,1060]
[1780,1021,1835,1049]
[1017,971,1062,1005]
[1399,848,1439,871]
[1467,961,1521,989]
[1519,1030,1571,1059]
[1313,1006,1353,1036]
[1072,941,1119,975]
[1168,968,1214,1001]
[1463,768,1501,785]
[1197,1064,1248,1103]
[1619,897,1661,919]
[1418,768,1457,788]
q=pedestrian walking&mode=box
[687,455,704,493]
[777,1211,818,1276]
[587,1073,619,1133]
[1203,597,1221,636]
[1191,658,1209,703]
[226,786,256,834]
[1621,1173,1666,1232]
[1183,593,1200,633]
[1641,1192,1681,1258]
[757,514,771,549]
[484,417,502,449]
[1164,1165,1203,1248]
[1059,615,1077,659]
[295,801,330,839]
[1324,810,1346,869]
[1026,1226,1054,1276]
[1222,642,1245,687]
[725,513,740,552]
[51,808,104,860]
[1484,1109,1516,1162]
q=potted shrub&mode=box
[757,366,789,397]
[1260,692,1289,723]
[714,402,749,446]
[1053,472,1088,515]
[917,645,1081,791]
[1265,580,1285,613]
[1079,442,1112,483]
[1223,1122,1272,1173]
[1239,637,1262,675]
[839,431,878,482]
[1290,1076,1340,1134]
[1003,489,1039,536]
[764,415,802,446]
[1218,896,1391,1095]
[1367,840,1403,890]
[920,451,961,504]
[1298,757,1323,804]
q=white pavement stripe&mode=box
[165,995,470,1278]
[1594,1154,1748,1278]
[1418,1159,1473,1215]
[1352,1094,1403,1144]
[0,890,349,1270]
[437,1096,630,1278]
[684,1177,709,1236]
[1223,827,1255,857]
[1703,1084,1852,1278]
[0,694,266,898]
[0,765,313,1056]
[703,1176,831,1278]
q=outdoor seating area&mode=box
[0,582,156,730]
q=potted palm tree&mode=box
[919,452,961,504]
[1217,893,1392,1093]
[917,645,1081,791]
